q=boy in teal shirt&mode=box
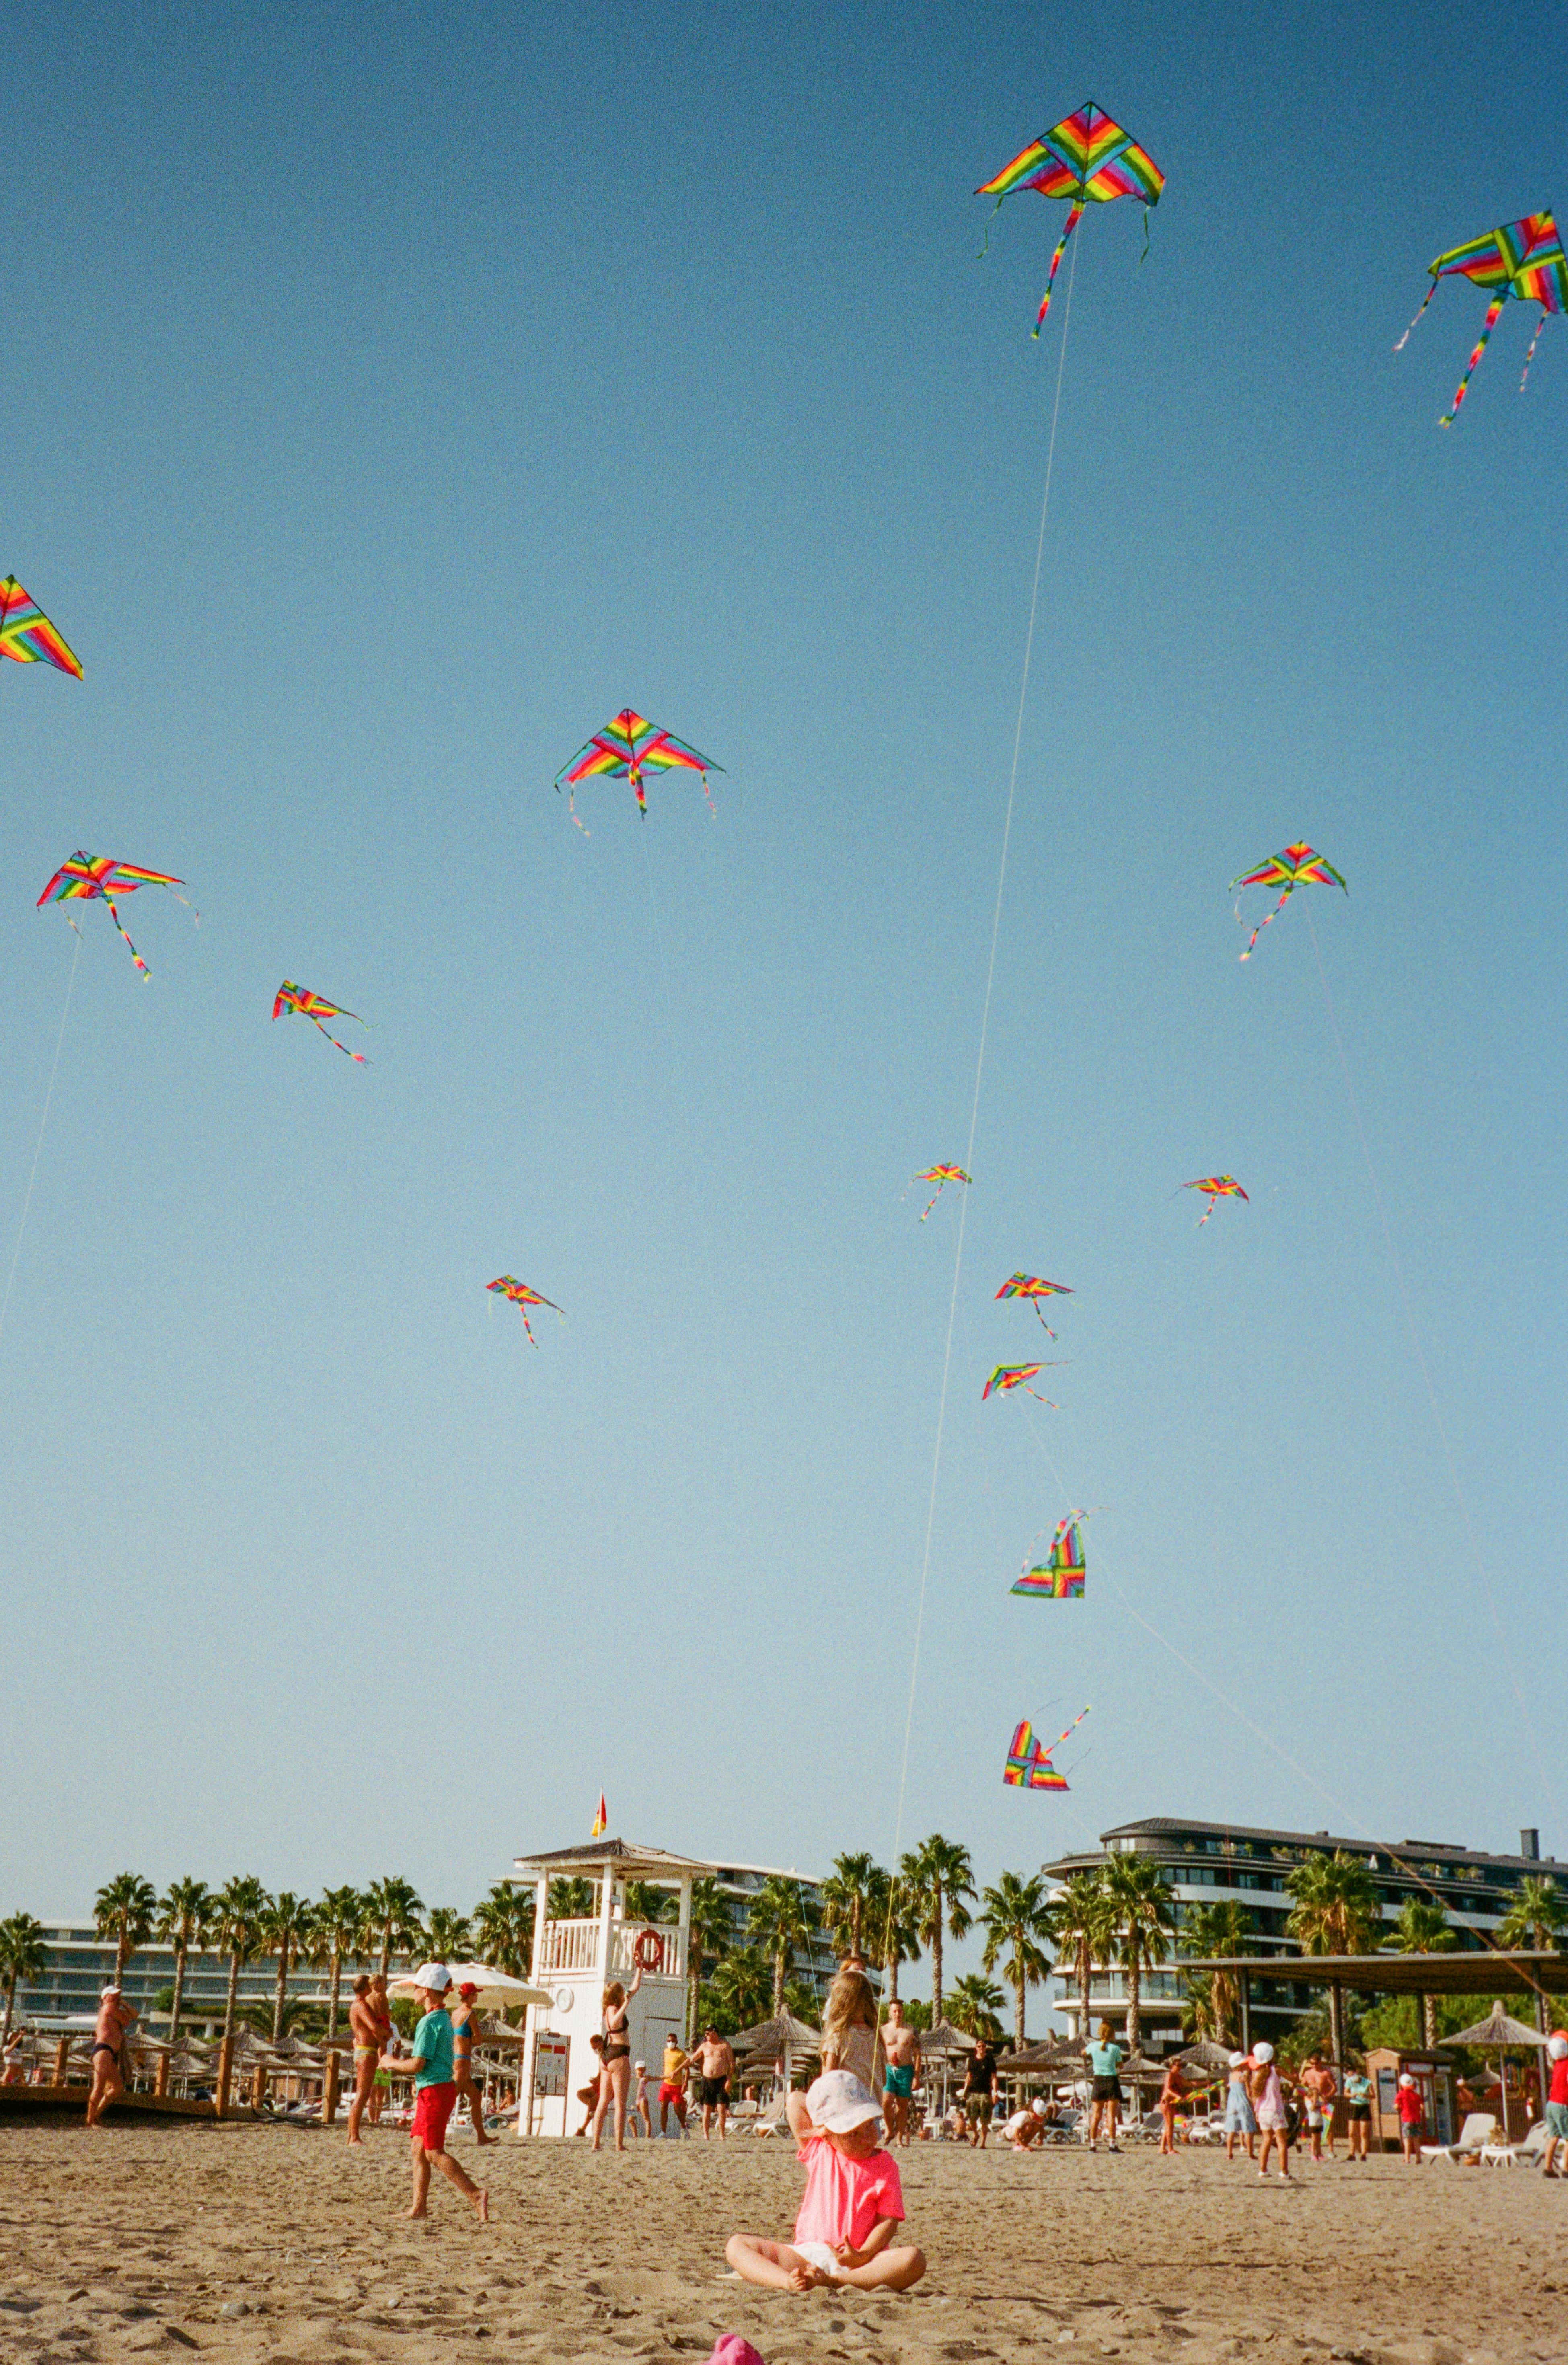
[397,1964,487,2221]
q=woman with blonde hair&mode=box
[590,1962,645,2152]
[820,1967,882,2093]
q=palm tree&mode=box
[472,1882,536,1980]
[1048,1870,1116,2044]
[154,1880,213,2043]
[214,1877,271,2046]
[363,1876,425,1980]
[899,1836,976,2027]
[548,1876,596,1920]
[704,1945,770,2033]
[979,1871,1055,2051]
[623,1881,678,1926]
[1383,1897,1455,2050]
[0,1913,47,2044]
[685,1878,734,2042]
[259,1892,316,2042]
[1103,1853,1175,2056]
[1498,1875,1567,1953]
[820,1853,886,1962]
[1284,1851,1379,1954]
[867,1872,920,2005]
[744,1878,820,2018]
[946,1971,1007,2043]
[310,1887,366,2040]
[1179,1900,1252,2046]
[93,1872,158,1989]
[424,1907,472,1963]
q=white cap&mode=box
[1549,2037,1568,2061]
[1228,2050,1245,2067]
[1398,2072,1414,2087]
[805,2069,882,2134]
[413,1962,452,1992]
[1031,2097,1047,2115]
[1252,2042,1274,2063]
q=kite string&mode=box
[882,232,1080,1991]
[0,930,81,1357]
[1304,908,1557,1818]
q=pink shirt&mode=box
[794,2137,904,2251]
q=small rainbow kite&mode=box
[909,1163,971,1222]
[0,576,82,678]
[272,981,369,1063]
[487,1275,565,1348]
[1013,1516,1086,1599]
[982,1361,1063,1407]
[1182,1176,1248,1228]
[976,101,1164,337]
[554,709,722,831]
[1003,1706,1089,1790]
[1395,210,1568,422]
[37,852,194,977]
[1230,843,1346,961]
[995,1271,1074,1337]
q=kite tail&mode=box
[1032,1306,1058,1339]
[101,889,150,978]
[1238,885,1292,962]
[700,771,717,819]
[917,1185,943,1222]
[520,1311,540,1349]
[310,1015,369,1064]
[1393,277,1438,352]
[1024,1386,1060,1408]
[1520,308,1550,392]
[1139,202,1151,264]
[567,787,590,836]
[976,193,1006,261]
[1195,1200,1212,1226]
[1032,203,1084,339]
[1441,292,1506,425]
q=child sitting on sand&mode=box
[725,2071,925,2293]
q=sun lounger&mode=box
[1481,2120,1548,2167]
[1420,2112,1496,2164]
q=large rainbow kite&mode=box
[1396,210,1568,423]
[487,1275,564,1349]
[0,577,82,678]
[272,982,370,1063]
[554,710,721,830]
[982,1361,1063,1406]
[1230,843,1346,961]
[976,101,1164,337]
[1003,1707,1089,1790]
[37,853,193,976]
[1182,1176,1247,1228]
[1013,1516,1086,1599]
[995,1271,1073,1337]
[909,1163,971,1222]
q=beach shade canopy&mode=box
[728,2013,822,2054]
[389,1962,555,2011]
[919,2020,989,2059]
[1117,2050,1166,2077]
[1438,2002,1543,2049]
[995,2036,1084,2072]
[1175,2039,1237,2074]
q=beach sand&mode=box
[0,2118,1558,2365]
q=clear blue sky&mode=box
[3,3,1564,1982]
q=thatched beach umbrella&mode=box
[1439,2001,1544,2136]
[730,2012,821,2093]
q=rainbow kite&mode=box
[1013,1516,1086,1599]
[995,1271,1073,1337]
[909,1164,971,1222]
[976,101,1164,337]
[487,1274,564,1348]
[1230,843,1347,961]
[554,709,722,831]
[1396,211,1568,422]
[1004,1706,1089,1790]
[982,1361,1062,1407]
[272,981,369,1063]
[37,853,194,977]
[1183,1176,1248,1227]
[0,577,82,678]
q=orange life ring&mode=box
[633,1928,665,1972]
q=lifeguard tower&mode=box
[513,1837,720,2137]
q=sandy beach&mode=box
[0,2117,1557,2365]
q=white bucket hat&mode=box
[413,1962,452,1992]
[805,2070,882,2133]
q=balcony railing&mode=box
[536,1919,687,1981]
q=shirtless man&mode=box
[367,1974,393,2125]
[86,1987,138,2127]
[345,1974,382,2145]
[880,2000,921,2146]
[690,2025,735,2139]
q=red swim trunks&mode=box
[411,2081,457,2152]
[659,2082,686,2109]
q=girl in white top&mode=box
[1248,2043,1290,2180]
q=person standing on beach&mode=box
[691,2025,736,2140]
[1342,2064,1373,2160]
[1541,2035,1568,2178]
[1085,2022,1125,2153]
[346,1976,382,2145]
[85,1987,138,2128]
[1248,2043,1289,2180]
[1300,2051,1335,2162]
[1158,2056,1190,2154]
[961,2039,997,2148]
[1395,2071,1424,2163]
[590,1966,647,2153]
[880,2001,920,2147]
[1223,2052,1258,2162]
[398,1964,487,2223]
[658,2030,689,2136]
[451,1982,497,2147]
[367,1974,393,2126]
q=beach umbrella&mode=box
[1438,2001,1542,2135]
[1175,2039,1235,2074]
[728,2013,821,2095]
[389,1963,554,2013]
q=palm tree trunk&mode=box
[2,1974,16,2045]
[273,1948,288,2042]
[1013,1967,1025,2051]
[223,1950,242,2045]
[686,1950,701,2047]
[328,1951,342,2042]
[887,1952,901,2005]
[1079,1945,1091,2044]
[379,1925,391,1982]
[932,1923,944,2026]
[115,1923,130,1989]
[1422,1991,1436,2051]
[1126,1955,1141,2056]
[170,1948,187,2044]
[773,1951,785,2019]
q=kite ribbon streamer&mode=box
[1393,278,1439,352]
[1239,885,1293,960]
[1520,307,1550,391]
[1033,202,1084,337]
[1441,292,1506,425]
[308,1016,367,1063]
[101,889,150,977]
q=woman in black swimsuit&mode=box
[590,1964,645,2153]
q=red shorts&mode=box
[659,2082,686,2108]
[411,2081,457,2152]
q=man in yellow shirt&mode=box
[658,2031,689,2136]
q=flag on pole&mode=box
[591,1791,608,1839]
